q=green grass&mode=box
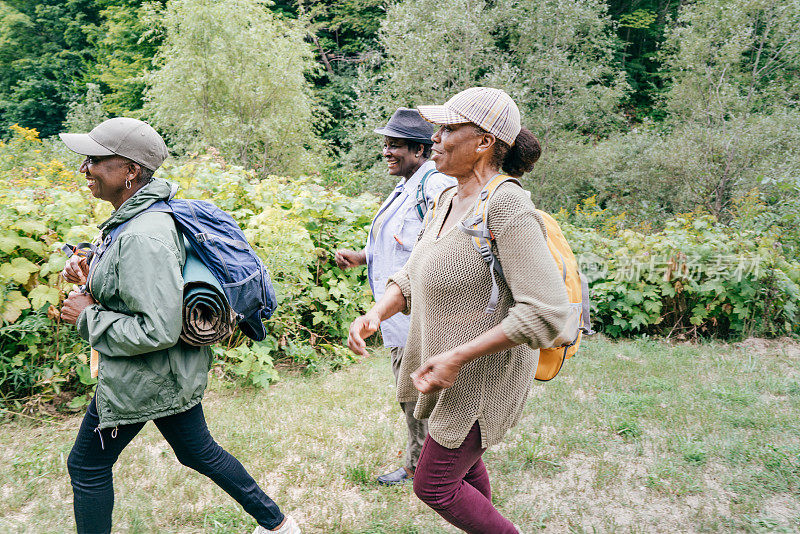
[1,336,799,533]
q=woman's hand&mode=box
[60,290,96,325]
[62,255,90,285]
[347,311,381,357]
[411,351,462,394]
[334,249,365,269]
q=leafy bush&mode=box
[560,208,800,339]
[0,127,100,410]
[1,124,796,411]
[0,128,378,410]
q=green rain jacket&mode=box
[76,178,211,430]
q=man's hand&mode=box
[347,311,381,357]
[62,255,90,285]
[335,249,365,269]
[411,352,462,394]
[60,290,96,325]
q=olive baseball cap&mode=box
[59,117,169,171]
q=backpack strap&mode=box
[414,169,438,221]
[417,184,456,242]
[579,273,595,335]
[85,201,170,296]
[458,174,520,313]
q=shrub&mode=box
[0,129,378,410]
[560,210,800,339]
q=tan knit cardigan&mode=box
[387,182,570,449]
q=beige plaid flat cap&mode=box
[417,87,521,146]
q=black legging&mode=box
[67,397,283,534]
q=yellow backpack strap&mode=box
[458,174,520,313]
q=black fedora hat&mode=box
[374,108,434,145]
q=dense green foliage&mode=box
[1,0,798,409]
[1,126,797,410]
[561,198,800,339]
[145,0,323,175]
[2,0,797,225]
[342,0,630,189]
[607,0,681,114]
[0,126,377,409]
[0,0,101,136]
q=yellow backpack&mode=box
[455,174,593,381]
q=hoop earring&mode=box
[125,179,132,189]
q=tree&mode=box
[342,0,629,191]
[265,0,386,150]
[606,0,682,115]
[342,0,503,176]
[494,0,629,150]
[658,0,800,217]
[0,0,101,137]
[64,83,109,131]
[89,1,165,116]
[145,0,323,175]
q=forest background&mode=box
[0,0,799,411]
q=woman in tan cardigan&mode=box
[348,87,570,533]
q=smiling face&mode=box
[78,155,140,209]
[430,124,485,178]
[382,136,424,179]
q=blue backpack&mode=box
[78,190,277,342]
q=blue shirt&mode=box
[365,160,456,347]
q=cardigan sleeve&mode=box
[490,188,571,349]
[386,266,412,315]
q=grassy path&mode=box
[1,337,799,533]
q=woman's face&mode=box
[382,136,421,178]
[78,155,135,208]
[430,124,482,177]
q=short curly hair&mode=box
[404,140,432,159]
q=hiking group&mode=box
[59,87,583,534]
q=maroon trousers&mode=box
[413,422,518,534]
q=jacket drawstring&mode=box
[94,427,105,450]
[94,426,119,450]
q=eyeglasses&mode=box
[83,155,110,166]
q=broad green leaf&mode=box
[643,300,661,314]
[18,236,47,256]
[310,286,328,300]
[40,253,67,278]
[1,290,31,323]
[68,395,91,410]
[29,285,61,309]
[75,364,97,386]
[0,234,22,254]
[0,257,40,284]
[13,219,48,236]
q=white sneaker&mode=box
[252,515,301,534]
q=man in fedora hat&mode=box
[336,108,455,485]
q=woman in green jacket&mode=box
[59,118,299,534]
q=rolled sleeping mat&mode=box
[180,238,235,346]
